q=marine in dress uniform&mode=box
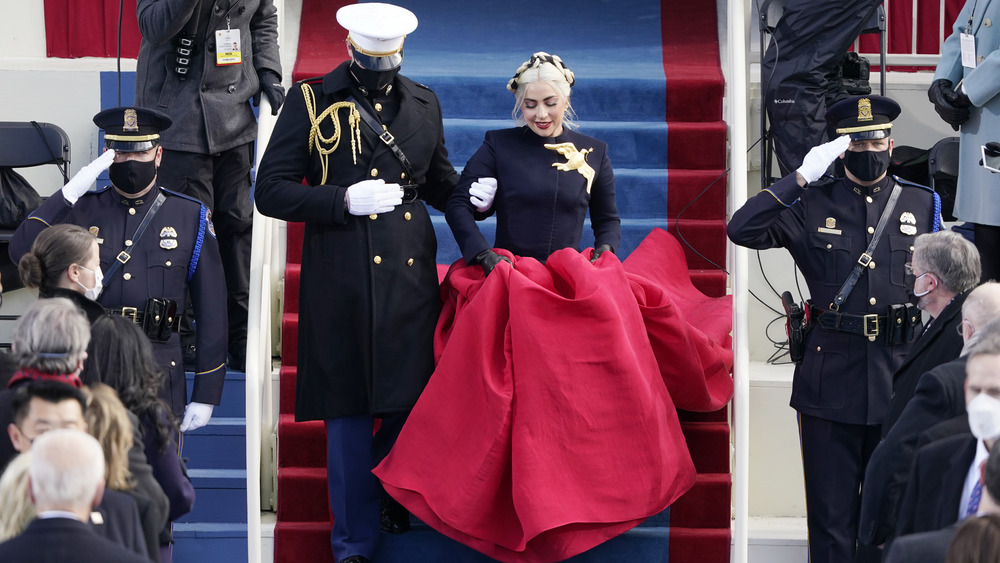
[8,107,228,431]
[727,95,941,563]
[253,5,457,563]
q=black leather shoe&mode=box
[379,497,410,534]
[339,556,370,563]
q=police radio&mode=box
[173,3,202,79]
[782,291,809,365]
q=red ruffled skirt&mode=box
[374,229,734,562]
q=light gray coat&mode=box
[135,0,281,154]
[934,0,1000,226]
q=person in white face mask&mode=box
[17,224,106,323]
[894,319,1000,543]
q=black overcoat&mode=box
[255,62,458,420]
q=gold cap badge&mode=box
[123,108,139,132]
[857,98,873,122]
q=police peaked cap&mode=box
[93,106,173,153]
[826,95,901,140]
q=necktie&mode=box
[966,479,983,518]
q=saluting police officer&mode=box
[9,107,228,433]
[254,4,457,563]
[728,95,941,563]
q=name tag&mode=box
[818,227,842,235]
[215,29,242,66]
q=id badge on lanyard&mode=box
[215,19,241,66]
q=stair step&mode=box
[681,421,731,474]
[277,466,329,522]
[277,414,326,468]
[185,370,246,418]
[280,312,299,367]
[176,469,249,524]
[284,263,300,313]
[689,270,728,299]
[670,473,732,529]
[172,523,248,563]
[181,417,246,470]
[278,366,297,415]
[666,219,727,269]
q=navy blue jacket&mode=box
[727,173,940,424]
[9,185,228,416]
[447,126,621,263]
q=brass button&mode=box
[826,243,832,249]
[867,226,875,234]
[129,208,136,216]
[868,261,876,269]
[369,214,378,220]
[375,102,383,112]
[171,361,176,367]
[404,212,412,221]
[165,261,172,267]
[373,256,382,264]
[125,239,133,247]
[123,273,132,280]
[370,168,378,177]
[407,258,414,266]
[154,314,161,322]
[869,297,876,305]
[816,346,822,352]
[400,172,406,180]
[910,246,915,251]
[986,17,993,26]
[866,196,873,204]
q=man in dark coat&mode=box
[0,428,148,563]
[860,283,1000,547]
[9,107,228,431]
[254,5,457,563]
[727,95,940,563]
[881,230,980,434]
[135,0,283,370]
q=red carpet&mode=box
[274,0,731,561]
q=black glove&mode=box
[472,249,512,276]
[591,244,613,263]
[254,70,285,115]
[928,78,970,129]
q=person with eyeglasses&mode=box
[861,283,1000,551]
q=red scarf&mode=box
[7,367,83,389]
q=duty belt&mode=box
[106,306,181,331]
[810,305,885,340]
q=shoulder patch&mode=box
[892,175,933,192]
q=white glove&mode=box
[180,401,214,432]
[796,135,851,184]
[469,177,497,212]
[346,179,403,216]
[64,149,116,205]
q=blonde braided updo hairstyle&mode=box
[508,52,578,130]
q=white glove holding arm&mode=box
[180,401,215,432]
[345,179,404,216]
[469,177,497,212]
[795,135,851,185]
[64,149,116,205]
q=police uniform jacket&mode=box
[934,0,1000,226]
[136,0,282,155]
[446,126,621,263]
[254,61,458,421]
[727,173,940,424]
[9,185,228,416]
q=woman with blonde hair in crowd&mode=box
[0,453,34,541]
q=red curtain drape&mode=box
[856,0,966,70]
[44,0,140,59]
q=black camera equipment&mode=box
[839,51,871,96]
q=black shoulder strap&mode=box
[100,192,167,294]
[347,95,416,182]
[831,183,902,310]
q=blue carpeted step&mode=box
[181,417,246,470]
[185,370,245,419]
[443,119,669,170]
[176,469,248,524]
[172,523,247,563]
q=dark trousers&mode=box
[325,413,408,560]
[158,145,254,362]
[799,412,882,563]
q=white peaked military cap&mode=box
[337,3,418,56]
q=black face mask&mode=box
[350,62,399,97]
[109,159,157,195]
[844,149,891,182]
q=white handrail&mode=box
[729,0,751,562]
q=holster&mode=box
[782,292,810,365]
[143,298,178,343]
